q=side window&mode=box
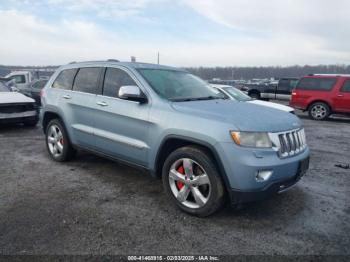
[296,78,336,91]
[11,75,26,84]
[73,67,101,94]
[340,80,350,93]
[290,79,298,89]
[52,69,78,90]
[103,68,137,98]
[278,79,291,91]
[212,88,229,99]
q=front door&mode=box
[93,67,151,166]
[334,78,350,113]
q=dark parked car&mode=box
[21,79,48,105]
[243,78,299,100]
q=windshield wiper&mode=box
[171,96,222,102]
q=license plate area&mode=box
[297,157,310,179]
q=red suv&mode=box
[290,74,350,120]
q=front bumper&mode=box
[215,142,310,204]
[0,110,38,124]
[230,157,308,204]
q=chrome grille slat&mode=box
[292,132,297,151]
[278,135,286,153]
[269,128,307,159]
[294,132,300,149]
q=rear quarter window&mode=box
[33,80,48,89]
[52,69,78,90]
[296,78,336,91]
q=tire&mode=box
[24,119,38,127]
[162,146,225,217]
[308,102,330,121]
[45,119,76,162]
[249,92,260,100]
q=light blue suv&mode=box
[40,60,310,216]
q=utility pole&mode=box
[157,52,160,64]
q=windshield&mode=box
[138,69,225,101]
[0,82,11,92]
[222,86,252,101]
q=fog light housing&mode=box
[256,170,273,182]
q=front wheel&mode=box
[162,146,225,217]
[308,102,330,120]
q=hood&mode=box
[171,99,302,132]
[248,100,294,112]
[0,92,35,104]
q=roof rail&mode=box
[69,61,76,64]
[308,73,350,77]
[107,59,120,62]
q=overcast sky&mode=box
[1,0,349,66]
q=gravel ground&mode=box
[0,111,349,255]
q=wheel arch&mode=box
[307,100,332,113]
[42,111,65,134]
[153,135,232,198]
[248,89,261,96]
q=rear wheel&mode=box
[46,119,76,161]
[162,146,225,217]
[308,102,330,120]
[249,92,260,100]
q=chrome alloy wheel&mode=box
[168,158,211,209]
[311,104,327,119]
[47,124,64,158]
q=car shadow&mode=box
[211,186,309,224]
[0,123,39,134]
[67,150,310,222]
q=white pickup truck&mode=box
[5,71,34,93]
[0,79,39,126]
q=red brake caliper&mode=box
[176,166,185,190]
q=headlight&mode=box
[230,131,272,148]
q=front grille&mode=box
[0,103,35,114]
[269,128,307,158]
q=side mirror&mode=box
[118,85,147,103]
[11,86,19,92]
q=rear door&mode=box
[276,79,295,100]
[334,79,350,112]
[60,67,102,149]
[93,67,151,166]
[263,84,277,99]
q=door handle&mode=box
[62,95,71,99]
[97,101,108,106]
[337,94,344,97]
